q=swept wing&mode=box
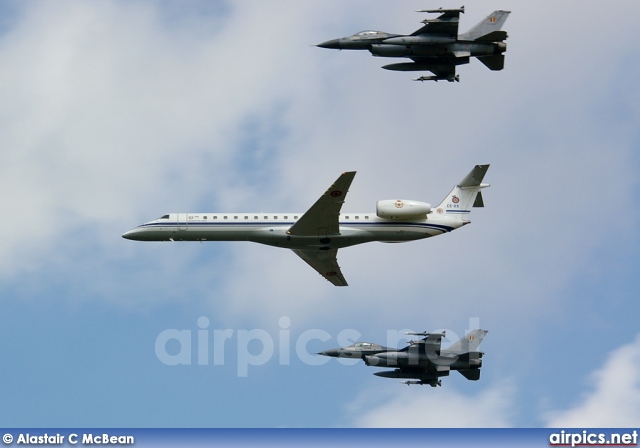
[291,248,347,287]
[287,171,355,286]
[287,171,356,237]
[411,7,464,38]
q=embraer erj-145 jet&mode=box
[317,7,510,82]
[122,165,490,286]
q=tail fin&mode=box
[458,10,510,42]
[435,164,490,222]
[444,329,488,355]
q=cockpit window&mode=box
[158,215,170,220]
[357,30,380,36]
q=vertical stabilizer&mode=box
[444,329,488,355]
[458,10,510,42]
[435,165,490,222]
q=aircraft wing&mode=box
[423,332,445,357]
[291,249,348,287]
[411,8,463,38]
[287,171,356,237]
[404,331,445,357]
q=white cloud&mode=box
[1,0,640,428]
[545,334,640,428]
[348,380,516,428]
[1,0,639,332]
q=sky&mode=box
[1,0,640,428]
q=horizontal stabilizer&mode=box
[459,164,490,188]
[458,368,481,381]
[477,55,505,71]
[474,30,508,42]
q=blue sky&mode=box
[1,0,640,428]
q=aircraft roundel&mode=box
[326,271,337,276]
[452,195,460,203]
[330,190,342,197]
[394,200,404,208]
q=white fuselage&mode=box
[122,212,464,249]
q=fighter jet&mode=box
[319,329,487,387]
[317,7,510,82]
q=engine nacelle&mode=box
[376,199,431,219]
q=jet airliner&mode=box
[122,165,490,286]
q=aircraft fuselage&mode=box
[122,212,463,250]
[370,40,506,58]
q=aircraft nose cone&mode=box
[316,39,342,50]
[122,230,137,240]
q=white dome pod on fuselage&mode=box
[376,199,431,219]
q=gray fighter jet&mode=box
[317,7,510,82]
[319,329,487,386]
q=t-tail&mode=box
[435,164,490,223]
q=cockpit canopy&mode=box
[348,342,379,349]
[351,30,390,40]
[157,214,170,220]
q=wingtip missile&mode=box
[404,331,446,337]
[416,6,464,14]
